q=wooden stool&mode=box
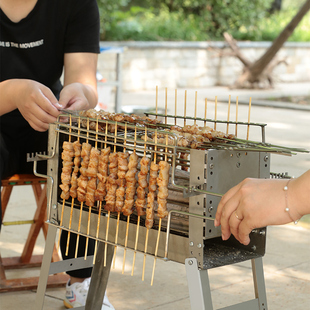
[0,174,68,292]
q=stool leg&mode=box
[1,186,13,220]
[35,225,58,310]
[20,184,47,263]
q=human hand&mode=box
[214,178,301,245]
[58,83,96,112]
[14,79,61,131]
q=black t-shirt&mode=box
[0,0,100,137]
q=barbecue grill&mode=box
[30,89,307,310]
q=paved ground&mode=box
[1,82,310,309]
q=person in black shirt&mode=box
[0,0,114,309]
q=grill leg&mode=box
[185,258,213,310]
[252,257,268,310]
[35,225,58,310]
[85,242,114,310]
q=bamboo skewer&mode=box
[226,95,231,134]
[184,90,187,127]
[57,114,72,251]
[65,117,81,256]
[84,118,100,260]
[75,118,90,258]
[235,96,239,137]
[141,130,157,280]
[247,98,252,140]
[175,89,177,125]
[214,96,218,130]
[150,134,168,286]
[204,98,207,127]
[165,87,168,125]
[105,121,118,266]
[194,91,197,125]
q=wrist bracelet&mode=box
[284,178,299,225]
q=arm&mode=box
[214,170,310,245]
[59,52,98,111]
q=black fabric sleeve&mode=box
[64,0,100,54]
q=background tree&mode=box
[225,0,310,88]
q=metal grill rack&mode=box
[31,89,308,310]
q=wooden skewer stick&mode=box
[174,89,177,125]
[165,87,168,125]
[127,126,147,274]
[214,96,218,130]
[105,121,118,266]
[247,98,252,140]
[150,134,168,286]
[155,85,158,119]
[142,228,149,281]
[75,117,90,258]
[122,215,130,274]
[58,115,72,251]
[235,96,239,137]
[131,214,140,276]
[194,91,197,125]
[204,98,207,127]
[112,121,122,268]
[65,117,81,256]
[151,217,161,286]
[184,90,187,127]
[141,130,157,280]
[103,120,109,266]
[93,118,101,263]
[84,117,100,260]
[226,95,231,134]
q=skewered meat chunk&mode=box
[76,142,92,202]
[60,141,74,200]
[105,153,118,212]
[157,161,170,218]
[135,156,150,216]
[85,148,100,207]
[122,152,138,216]
[145,161,159,229]
[115,152,129,213]
[70,141,82,198]
[94,147,110,201]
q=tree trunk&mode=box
[233,0,310,88]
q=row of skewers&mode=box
[59,142,170,229]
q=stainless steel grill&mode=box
[30,90,307,310]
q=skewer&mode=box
[57,114,72,251]
[204,98,207,127]
[75,118,90,258]
[194,91,197,125]
[65,117,81,256]
[141,130,157,280]
[129,127,148,274]
[247,97,252,140]
[235,96,239,137]
[150,133,168,286]
[174,89,177,125]
[113,123,129,269]
[105,121,118,266]
[165,87,168,125]
[226,95,231,134]
[156,86,158,117]
[84,117,100,260]
[214,96,218,130]
[184,90,187,127]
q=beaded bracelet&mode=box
[283,177,299,225]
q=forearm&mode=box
[0,79,19,116]
[289,170,310,219]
